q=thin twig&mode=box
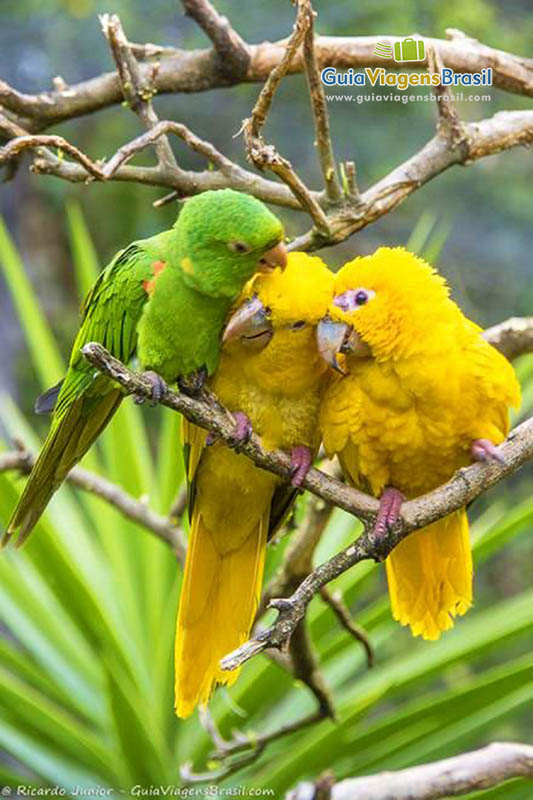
[320,587,374,668]
[0,449,186,561]
[0,134,105,178]
[301,1,342,203]
[427,45,469,152]
[242,0,331,232]
[289,620,335,719]
[100,14,178,174]
[102,119,233,177]
[259,495,334,615]
[210,709,324,762]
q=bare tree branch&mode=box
[181,0,250,80]
[0,32,531,131]
[290,109,533,250]
[0,449,186,561]
[484,316,533,361]
[5,103,530,248]
[287,741,533,800]
[2,6,531,250]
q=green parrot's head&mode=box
[173,189,287,298]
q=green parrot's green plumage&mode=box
[4,189,285,547]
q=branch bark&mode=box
[484,316,533,361]
[1,32,531,130]
[287,742,533,800]
[181,0,250,80]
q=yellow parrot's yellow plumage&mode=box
[175,253,334,717]
[319,247,520,640]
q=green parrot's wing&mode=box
[5,242,162,547]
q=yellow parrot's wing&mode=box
[461,322,521,440]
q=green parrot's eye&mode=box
[228,240,252,254]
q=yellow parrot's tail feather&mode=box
[385,509,472,640]
[174,509,268,718]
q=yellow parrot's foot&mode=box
[471,438,505,464]
[206,411,253,448]
[134,370,167,406]
[290,445,312,487]
[374,487,405,539]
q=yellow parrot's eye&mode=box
[228,240,252,254]
[334,288,376,312]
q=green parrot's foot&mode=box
[290,446,312,488]
[471,438,506,465]
[135,371,167,407]
[178,366,208,396]
[206,411,253,448]
[373,487,404,540]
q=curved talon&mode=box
[373,487,405,539]
[135,370,167,406]
[228,412,253,448]
[206,412,253,449]
[471,438,506,465]
[290,445,312,488]
[178,366,208,396]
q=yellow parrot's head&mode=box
[316,247,454,371]
[222,252,334,349]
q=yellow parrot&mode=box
[317,247,520,641]
[175,252,334,717]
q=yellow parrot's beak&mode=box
[258,241,287,272]
[316,319,349,374]
[316,318,371,373]
[223,295,273,346]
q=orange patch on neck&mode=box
[143,260,167,296]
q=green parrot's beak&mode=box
[258,241,287,272]
[223,295,273,346]
[316,318,350,374]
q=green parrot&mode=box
[4,189,286,547]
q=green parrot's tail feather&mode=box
[4,388,123,548]
[34,380,64,415]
